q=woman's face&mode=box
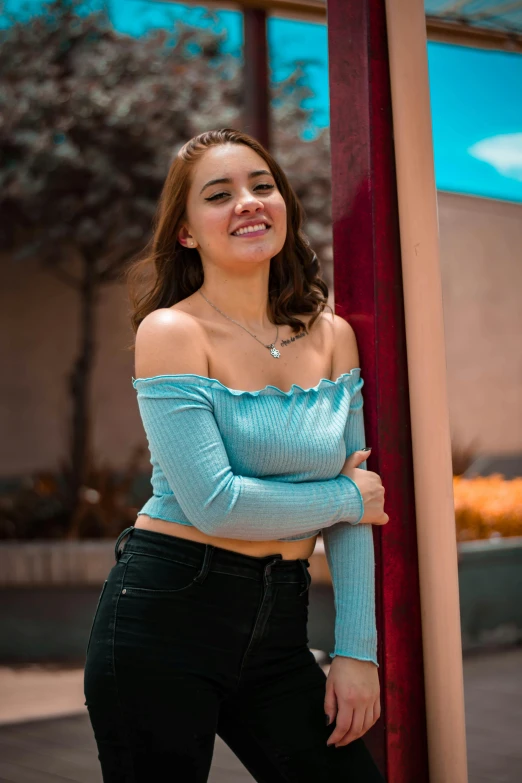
[179,143,287,268]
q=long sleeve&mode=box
[322,375,378,665]
[133,378,365,540]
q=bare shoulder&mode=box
[329,313,361,375]
[134,308,208,379]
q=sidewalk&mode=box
[463,647,522,783]
[0,648,520,781]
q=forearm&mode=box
[150,457,364,541]
[322,377,378,665]
[322,521,378,665]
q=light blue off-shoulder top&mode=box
[131,368,377,665]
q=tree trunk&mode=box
[65,251,98,539]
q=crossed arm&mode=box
[134,374,377,664]
[133,310,377,664]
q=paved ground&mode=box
[0,647,520,782]
[463,647,522,783]
[0,715,247,783]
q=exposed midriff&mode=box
[134,514,318,560]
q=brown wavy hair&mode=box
[126,128,332,338]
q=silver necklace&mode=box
[198,288,282,358]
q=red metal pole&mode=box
[327,1,430,780]
[243,7,271,149]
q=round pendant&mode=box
[270,346,281,358]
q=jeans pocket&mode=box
[86,579,108,657]
[122,552,201,594]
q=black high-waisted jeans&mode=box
[84,525,385,782]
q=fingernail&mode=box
[361,447,372,451]
[325,714,330,726]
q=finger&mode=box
[362,705,376,734]
[373,698,381,724]
[364,705,376,733]
[356,705,376,741]
[324,681,338,727]
[335,706,375,748]
[326,704,354,746]
[345,450,371,468]
[334,706,365,747]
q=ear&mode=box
[178,226,197,248]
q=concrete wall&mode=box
[437,191,522,458]
[0,255,143,477]
[2,538,521,661]
[1,190,521,477]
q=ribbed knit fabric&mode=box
[132,367,377,665]
[322,380,377,663]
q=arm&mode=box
[133,310,364,541]
[323,385,381,747]
[322,382,378,664]
[321,314,378,664]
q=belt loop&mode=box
[264,556,280,588]
[298,559,311,595]
[114,526,135,562]
[193,544,215,584]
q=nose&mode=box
[235,190,264,213]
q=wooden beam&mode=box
[327,0,429,779]
[154,0,522,52]
[385,2,469,779]
[242,7,271,148]
[426,15,522,52]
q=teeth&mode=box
[233,223,268,236]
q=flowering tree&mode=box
[0,0,332,533]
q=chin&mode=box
[234,243,280,260]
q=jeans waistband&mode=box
[114,526,312,589]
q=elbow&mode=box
[184,500,237,537]
[178,475,242,536]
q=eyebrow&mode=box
[199,169,273,195]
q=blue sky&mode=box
[4,0,522,203]
[427,42,522,203]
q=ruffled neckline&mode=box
[132,367,362,398]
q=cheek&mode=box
[197,210,230,246]
[274,213,288,247]
[272,196,288,231]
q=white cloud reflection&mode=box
[469,133,522,182]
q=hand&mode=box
[324,656,381,747]
[340,449,389,526]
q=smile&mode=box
[231,223,271,237]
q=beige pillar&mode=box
[383,2,468,781]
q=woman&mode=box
[84,128,388,782]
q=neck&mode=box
[199,269,273,332]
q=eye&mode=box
[205,184,275,202]
[205,192,228,202]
